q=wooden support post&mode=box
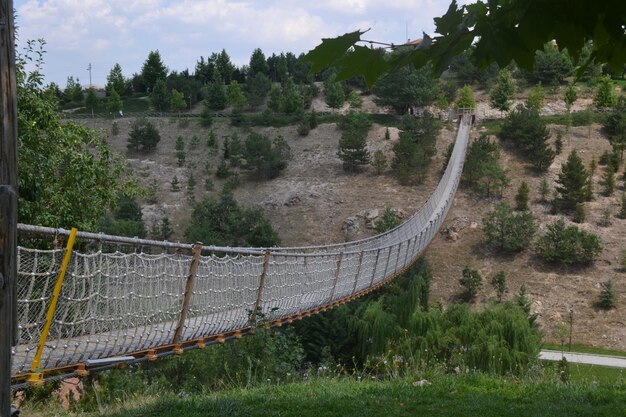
[0,1,18,414]
[351,252,364,295]
[250,250,270,326]
[28,228,78,385]
[328,253,343,302]
[172,243,202,345]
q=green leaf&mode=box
[434,0,463,36]
[303,30,365,73]
[335,46,390,88]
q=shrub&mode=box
[539,178,550,203]
[572,203,586,223]
[596,279,617,310]
[371,150,387,175]
[375,208,401,233]
[491,271,507,302]
[515,181,530,210]
[535,218,602,265]
[483,202,537,252]
[459,266,482,301]
[170,175,180,191]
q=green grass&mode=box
[543,343,626,358]
[27,373,626,417]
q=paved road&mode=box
[540,349,626,368]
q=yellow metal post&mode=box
[28,227,77,384]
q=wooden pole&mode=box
[172,243,202,345]
[0,0,18,415]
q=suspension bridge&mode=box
[10,111,473,388]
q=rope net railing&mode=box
[11,112,473,385]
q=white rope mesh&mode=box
[12,114,472,379]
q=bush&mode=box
[572,203,586,223]
[375,208,401,233]
[491,271,507,302]
[483,202,537,252]
[596,279,617,310]
[459,266,482,301]
[515,181,530,210]
[535,218,602,265]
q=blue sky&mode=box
[14,0,465,88]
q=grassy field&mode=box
[23,372,626,417]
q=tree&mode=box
[16,41,130,231]
[106,63,126,97]
[603,97,626,162]
[100,194,146,238]
[499,104,554,171]
[200,101,213,127]
[536,219,602,265]
[594,76,617,109]
[107,89,123,115]
[491,271,507,302]
[215,49,235,84]
[141,50,168,92]
[185,190,280,247]
[176,136,186,167]
[63,76,84,104]
[348,90,363,110]
[526,82,545,111]
[483,202,537,252]
[228,80,247,109]
[531,43,572,84]
[371,150,387,175]
[205,72,228,110]
[462,134,509,196]
[324,80,345,109]
[243,132,289,179]
[170,88,187,114]
[564,84,578,112]
[454,85,475,109]
[338,112,371,172]
[375,208,402,233]
[490,69,515,115]
[151,79,170,112]
[603,169,615,196]
[282,79,304,114]
[515,181,530,210]
[85,87,99,116]
[555,150,592,211]
[246,72,271,108]
[304,1,625,90]
[373,61,439,114]
[597,280,617,310]
[127,118,161,152]
[268,84,282,112]
[459,266,482,301]
[249,48,269,76]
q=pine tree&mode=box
[573,203,586,223]
[490,271,507,302]
[176,136,186,167]
[556,150,591,211]
[603,168,615,195]
[597,280,617,310]
[490,69,515,115]
[539,178,550,203]
[371,150,387,175]
[515,181,530,210]
[171,176,180,191]
[459,266,482,301]
[309,109,318,129]
[107,89,123,115]
[151,79,170,112]
[618,193,626,219]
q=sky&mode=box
[14,0,465,88]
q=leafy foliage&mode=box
[462,134,508,196]
[303,0,626,86]
[185,190,280,247]
[531,44,572,84]
[459,266,482,301]
[17,42,129,230]
[499,104,554,171]
[100,194,146,238]
[594,76,617,109]
[242,133,290,179]
[454,85,475,109]
[491,271,507,302]
[373,60,439,114]
[482,202,537,252]
[127,118,161,152]
[375,208,401,234]
[489,69,515,114]
[392,113,440,184]
[535,219,602,266]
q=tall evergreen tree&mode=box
[490,69,516,115]
[249,48,269,76]
[338,112,371,172]
[151,79,170,112]
[555,150,592,210]
[107,89,123,114]
[106,63,126,97]
[141,50,168,92]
